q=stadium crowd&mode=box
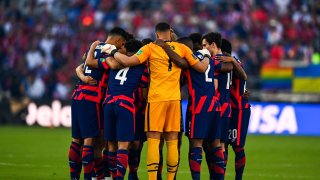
[0,0,319,101]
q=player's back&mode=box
[73,54,109,104]
[135,42,199,103]
[230,58,250,109]
[184,51,217,113]
[214,54,232,117]
[106,64,147,101]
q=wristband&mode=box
[204,54,211,59]
[110,49,118,57]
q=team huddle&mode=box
[68,22,251,180]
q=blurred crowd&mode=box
[0,0,319,101]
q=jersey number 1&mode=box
[115,67,130,85]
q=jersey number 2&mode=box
[205,64,213,82]
[115,67,130,85]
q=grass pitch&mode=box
[0,126,319,179]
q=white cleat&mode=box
[104,177,112,180]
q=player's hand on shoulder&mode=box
[243,89,250,99]
[82,76,97,85]
[216,55,234,63]
[154,39,166,48]
[197,48,211,58]
[90,40,100,50]
[101,44,117,54]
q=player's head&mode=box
[177,37,193,51]
[125,39,143,56]
[202,32,222,56]
[106,27,129,50]
[189,33,202,51]
[142,38,153,46]
[155,22,172,41]
[221,38,232,56]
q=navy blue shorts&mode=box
[228,108,251,146]
[134,113,146,142]
[71,99,102,139]
[220,117,230,143]
[104,103,135,141]
[185,111,221,140]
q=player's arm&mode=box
[75,63,97,85]
[190,57,209,73]
[86,41,100,68]
[101,44,142,67]
[154,39,189,69]
[105,57,124,70]
[142,88,148,101]
[216,56,247,80]
[214,79,218,90]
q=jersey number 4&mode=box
[115,67,130,85]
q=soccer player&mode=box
[101,22,209,180]
[85,27,130,180]
[128,42,149,180]
[74,62,107,180]
[102,39,148,180]
[69,43,110,180]
[216,39,250,180]
[202,32,233,180]
[176,36,221,180]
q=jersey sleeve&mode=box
[180,44,199,66]
[139,65,149,88]
[134,44,151,64]
[97,54,110,70]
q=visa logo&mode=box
[248,105,298,134]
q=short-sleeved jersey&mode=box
[230,58,251,109]
[134,42,199,102]
[184,51,220,114]
[72,53,109,104]
[214,54,232,117]
[104,64,148,114]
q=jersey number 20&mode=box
[115,67,130,85]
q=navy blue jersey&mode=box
[214,54,232,117]
[72,53,109,104]
[104,64,148,114]
[183,51,220,114]
[230,57,250,109]
[134,67,149,115]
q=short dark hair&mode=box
[189,33,202,51]
[189,33,202,45]
[142,38,153,45]
[155,22,171,32]
[109,27,129,40]
[221,38,232,55]
[125,39,143,54]
[202,32,222,48]
[177,37,192,45]
[177,37,193,50]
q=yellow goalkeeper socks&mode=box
[166,139,179,180]
[147,138,160,180]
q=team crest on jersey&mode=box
[136,49,143,55]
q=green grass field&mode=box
[0,126,320,179]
